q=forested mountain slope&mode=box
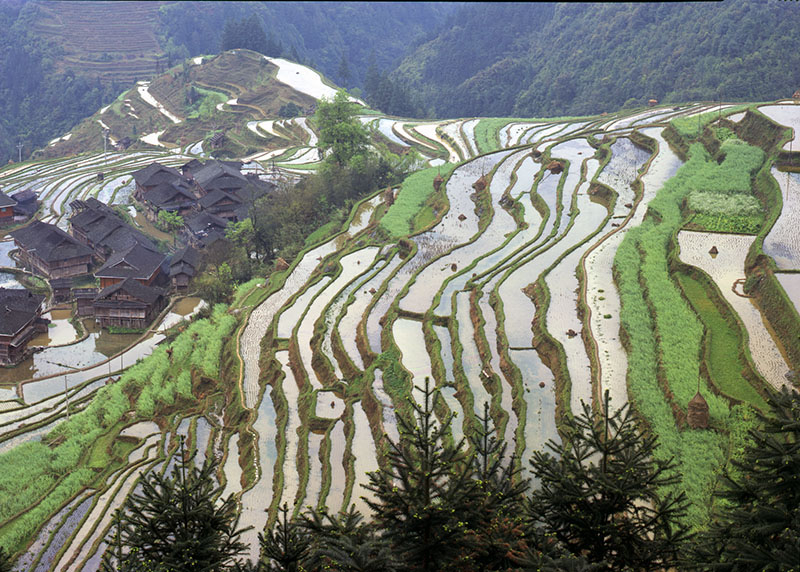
[155,1,456,89]
[0,1,454,166]
[391,1,800,118]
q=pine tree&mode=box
[260,503,310,572]
[0,546,14,572]
[527,392,691,570]
[300,506,398,572]
[363,377,478,572]
[455,403,531,570]
[103,441,249,571]
[694,386,800,571]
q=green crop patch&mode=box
[380,164,455,237]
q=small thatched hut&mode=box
[383,187,395,206]
[546,161,564,174]
[687,391,709,429]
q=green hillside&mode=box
[391,1,800,118]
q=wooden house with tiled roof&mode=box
[93,278,166,330]
[10,221,93,279]
[132,162,184,200]
[169,246,200,291]
[94,242,166,289]
[69,198,157,262]
[0,191,16,225]
[0,288,48,365]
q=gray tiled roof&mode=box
[0,288,44,336]
[95,243,165,280]
[10,221,92,262]
[0,191,17,208]
[94,278,164,306]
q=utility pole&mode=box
[16,142,23,163]
[103,128,110,166]
[64,375,70,421]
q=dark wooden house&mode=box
[0,288,48,365]
[93,278,166,330]
[140,179,197,223]
[183,211,229,248]
[74,288,99,317]
[70,197,156,262]
[132,162,184,200]
[10,189,38,219]
[10,221,93,279]
[49,277,73,303]
[169,246,200,291]
[94,242,166,289]
[0,191,16,226]
[192,160,247,197]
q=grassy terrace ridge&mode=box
[0,305,238,555]
[613,125,778,528]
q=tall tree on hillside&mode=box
[314,89,369,167]
[693,387,800,571]
[337,53,352,88]
[527,393,691,570]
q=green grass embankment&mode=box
[380,164,456,237]
[614,138,766,529]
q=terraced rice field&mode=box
[677,230,791,389]
[2,98,800,567]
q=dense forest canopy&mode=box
[0,0,120,166]
[391,1,800,118]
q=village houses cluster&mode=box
[0,158,274,366]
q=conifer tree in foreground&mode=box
[454,402,531,570]
[259,503,310,572]
[526,392,691,570]
[300,506,398,572]
[0,546,12,572]
[693,386,800,571]
[102,441,249,572]
[363,378,478,571]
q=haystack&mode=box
[275,257,289,271]
[546,161,564,174]
[433,175,444,191]
[383,186,395,206]
[473,175,487,192]
[709,245,719,256]
[687,391,709,429]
